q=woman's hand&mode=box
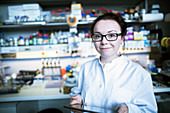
[70,95,83,105]
[69,104,83,113]
[117,103,128,113]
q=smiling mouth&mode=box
[100,48,110,50]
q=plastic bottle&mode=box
[49,58,53,68]
[81,29,85,42]
[140,9,146,16]
[123,10,129,20]
[57,58,60,67]
[0,33,5,47]
[50,32,58,44]
[5,39,9,47]
[63,32,68,44]
[14,38,18,46]
[0,38,4,47]
[93,13,98,18]
[53,59,57,67]
[117,11,122,16]
[97,8,102,16]
[81,13,86,21]
[85,10,91,21]
[109,10,113,13]
[33,33,37,45]
[126,27,134,40]
[133,8,139,20]
[47,32,51,45]
[37,32,43,45]
[84,28,90,41]
[129,9,134,20]
[45,59,49,68]
[90,13,94,19]
[57,30,62,44]
[29,35,34,45]
[78,28,83,42]
[97,7,104,16]
[151,62,158,81]
[25,37,29,46]
[18,36,25,46]
[9,38,14,46]
[43,34,49,45]
[140,26,149,40]
[91,9,96,15]
[140,26,150,47]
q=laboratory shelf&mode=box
[0,52,151,61]
[121,47,151,55]
[0,45,151,60]
[0,22,67,28]
[0,55,97,61]
[0,21,91,29]
[0,44,68,54]
[153,81,170,93]
[0,20,155,29]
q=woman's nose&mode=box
[101,36,109,44]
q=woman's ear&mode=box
[121,36,125,44]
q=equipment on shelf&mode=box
[16,70,39,85]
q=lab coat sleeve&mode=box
[70,64,84,97]
[125,74,158,113]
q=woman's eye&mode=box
[95,35,101,38]
[108,34,116,37]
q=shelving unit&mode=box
[0,0,163,71]
[0,19,156,60]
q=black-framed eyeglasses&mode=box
[91,33,122,42]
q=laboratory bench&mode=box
[0,80,71,113]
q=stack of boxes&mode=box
[8,3,43,22]
[8,5,24,22]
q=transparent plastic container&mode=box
[50,9,70,22]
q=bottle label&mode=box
[29,40,33,45]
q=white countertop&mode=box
[153,81,170,93]
[0,82,71,102]
[0,80,170,103]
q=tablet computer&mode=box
[64,104,116,113]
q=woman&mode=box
[70,13,157,113]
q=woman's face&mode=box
[93,20,123,58]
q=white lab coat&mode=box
[70,55,157,113]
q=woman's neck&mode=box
[100,54,119,67]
